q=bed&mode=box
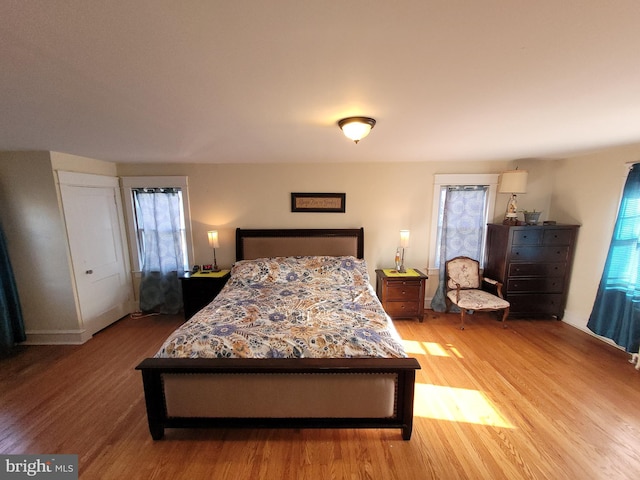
[136,228,420,440]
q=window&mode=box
[587,163,640,353]
[429,174,499,270]
[121,176,193,273]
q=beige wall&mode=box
[50,151,117,176]
[118,149,640,336]
[0,151,80,333]
[0,151,121,342]
[4,144,640,344]
[546,144,640,333]
[117,160,510,294]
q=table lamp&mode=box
[498,169,528,225]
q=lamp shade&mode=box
[399,230,410,248]
[207,230,220,249]
[498,170,528,194]
[338,117,376,143]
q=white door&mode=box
[58,172,133,336]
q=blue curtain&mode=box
[0,224,26,356]
[431,186,488,312]
[588,163,640,353]
[135,189,184,314]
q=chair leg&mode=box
[501,307,509,328]
[460,309,465,330]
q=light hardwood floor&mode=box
[1,312,640,479]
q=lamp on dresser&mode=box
[498,169,528,225]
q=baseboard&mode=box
[561,309,625,351]
[23,329,92,345]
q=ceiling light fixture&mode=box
[337,117,376,144]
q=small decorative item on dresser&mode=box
[375,268,428,322]
[523,210,542,225]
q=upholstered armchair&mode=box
[444,256,510,330]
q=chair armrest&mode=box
[482,277,505,298]
[453,282,462,302]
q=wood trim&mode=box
[136,357,420,441]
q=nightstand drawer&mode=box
[384,301,420,317]
[385,283,422,301]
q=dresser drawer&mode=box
[543,229,575,246]
[512,229,543,245]
[385,282,422,301]
[508,262,567,277]
[510,246,569,262]
[384,301,420,317]
[507,277,565,293]
[507,293,565,316]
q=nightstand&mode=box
[375,269,428,322]
[179,270,231,320]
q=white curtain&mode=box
[431,186,488,312]
[134,188,184,314]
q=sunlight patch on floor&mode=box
[413,383,514,428]
[402,340,464,358]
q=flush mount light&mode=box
[337,117,376,144]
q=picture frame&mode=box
[291,192,346,213]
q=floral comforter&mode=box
[156,256,407,359]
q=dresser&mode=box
[375,269,428,322]
[178,270,231,320]
[483,224,579,319]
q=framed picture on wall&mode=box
[291,193,346,213]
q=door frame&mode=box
[57,171,135,336]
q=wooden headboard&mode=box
[236,228,364,261]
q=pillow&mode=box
[231,256,369,287]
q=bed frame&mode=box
[136,228,420,440]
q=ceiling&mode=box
[2,1,640,164]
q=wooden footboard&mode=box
[136,357,420,440]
